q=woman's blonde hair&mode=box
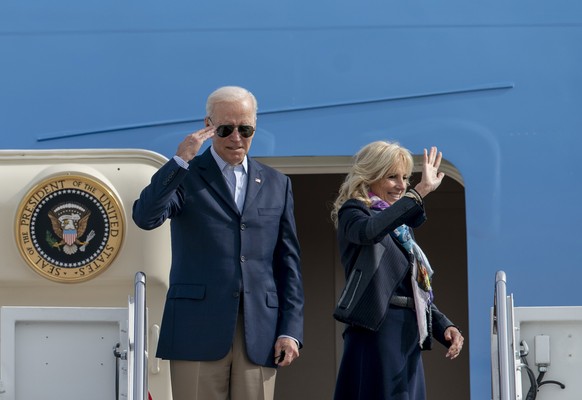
[330,141,413,227]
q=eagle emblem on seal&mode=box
[47,202,96,255]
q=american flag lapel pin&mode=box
[255,178,261,184]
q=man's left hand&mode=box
[273,337,300,367]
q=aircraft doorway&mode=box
[258,157,470,400]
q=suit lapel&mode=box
[243,158,264,213]
[196,148,239,214]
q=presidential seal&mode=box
[15,174,125,283]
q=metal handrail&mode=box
[133,271,148,400]
[494,271,511,400]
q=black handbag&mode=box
[333,243,389,331]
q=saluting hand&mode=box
[175,126,215,162]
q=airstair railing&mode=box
[493,270,511,400]
[134,271,148,400]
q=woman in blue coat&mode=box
[331,141,464,400]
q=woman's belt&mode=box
[390,295,415,309]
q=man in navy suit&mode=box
[132,86,304,400]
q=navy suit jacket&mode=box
[132,148,304,367]
[337,198,454,347]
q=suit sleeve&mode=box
[431,303,456,348]
[273,176,305,347]
[132,158,188,230]
[339,198,426,245]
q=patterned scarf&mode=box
[369,192,434,346]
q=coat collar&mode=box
[195,148,264,215]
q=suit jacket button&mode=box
[240,256,246,263]
[233,292,240,298]
[240,223,246,230]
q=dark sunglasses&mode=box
[209,118,255,138]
